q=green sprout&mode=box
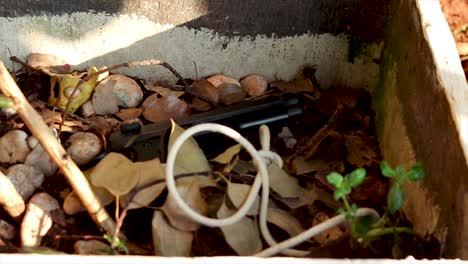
[327,161,425,246]
[103,233,129,255]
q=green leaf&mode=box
[346,168,366,187]
[352,215,376,236]
[406,162,424,181]
[337,208,346,215]
[380,161,395,177]
[333,185,350,200]
[350,203,358,214]
[327,172,344,188]
[387,184,404,214]
[395,166,404,176]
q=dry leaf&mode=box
[268,163,301,198]
[115,108,143,121]
[272,186,316,209]
[312,212,344,245]
[162,178,207,231]
[344,133,379,167]
[191,79,219,110]
[211,144,241,164]
[147,86,185,98]
[267,207,305,237]
[26,53,71,74]
[168,120,211,173]
[152,210,193,256]
[293,156,327,175]
[89,152,138,197]
[270,66,318,97]
[217,200,262,255]
[206,75,241,88]
[121,158,166,210]
[227,182,259,216]
[142,94,190,123]
[218,83,246,105]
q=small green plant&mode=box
[327,161,424,246]
[104,233,129,255]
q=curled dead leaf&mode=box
[268,163,301,199]
[344,132,379,167]
[147,85,185,98]
[26,53,71,74]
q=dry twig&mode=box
[0,61,117,237]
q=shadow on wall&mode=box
[1,0,386,88]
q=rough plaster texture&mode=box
[376,0,468,258]
[0,12,381,90]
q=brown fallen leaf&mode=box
[162,177,207,231]
[142,94,190,123]
[293,156,327,175]
[227,182,259,216]
[267,207,305,237]
[26,53,71,74]
[168,120,211,174]
[311,212,344,245]
[344,132,379,167]
[147,85,185,98]
[211,144,241,164]
[190,79,219,111]
[217,83,246,105]
[121,158,166,210]
[268,163,302,199]
[115,108,143,121]
[152,210,193,256]
[217,200,262,255]
[89,152,139,197]
[270,66,319,97]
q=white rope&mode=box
[165,123,379,257]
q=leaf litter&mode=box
[0,54,438,259]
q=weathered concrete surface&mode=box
[0,12,382,90]
[375,0,468,259]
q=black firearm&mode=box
[109,93,303,161]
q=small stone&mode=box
[74,240,112,255]
[0,130,31,164]
[142,94,190,123]
[27,136,38,149]
[25,144,57,177]
[21,192,64,247]
[0,171,25,218]
[0,219,15,240]
[92,78,120,115]
[108,75,143,108]
[240,75,268,97]
[80,100,95,117]
[65,132,102,165]
[6,164,44,201]
[218,83,247,105]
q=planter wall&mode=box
[0,0,466,260]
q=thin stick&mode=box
[0,61,116,237]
